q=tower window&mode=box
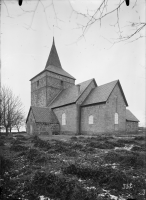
[37,81,39,87]
[115,113,118,124]
[89,115,94,124]
[61,81,63,86]
[62,113,66,125]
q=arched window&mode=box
[62,113,66,125]
[30,125,33,135]
[115,113,118,124]
[89,115,94,124]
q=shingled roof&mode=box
[82,80,128,106]
[30,38,75,81]
[26,106,59,123]
[49,79,96,108]
[45,38,75,80]
[126,109,139,122]
[45,38,62,68]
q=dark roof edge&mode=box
[30,69,76,81]
[76,78,97,103]
[26,107,31,123]
[81,101,106,107]
[30,70,46,81]
[51,102,75,109]
[107,80,128,106]
[126,119,139,122]
[26,106,36,123]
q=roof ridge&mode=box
[45,38,62,69]
[76,78,94,85]
[126,109,139,122]
[76,79,96,103]
[99,79,119,87]
[31,106,51,109]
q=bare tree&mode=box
[1,0,145,43]
[0,86,25,134]
[14,111,25,132]
[69,0,146,43]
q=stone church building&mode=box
[26,39,139,135]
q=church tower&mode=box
[30,38,75,107]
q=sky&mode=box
[1,0,145,129]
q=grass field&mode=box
[0,132,146,200]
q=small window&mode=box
[61,80,63,86]
[62,113,66,125]
[37,80,39,87]
[115,113,118,124]
[89,115,94,124]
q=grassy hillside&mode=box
[0,132,146,200]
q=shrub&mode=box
[134,136,145,141]
[104,150,146,169]
[26,148,41,162]
[33,137,52,149]
[10,144,28,152]
[63,164,130,191]
[87,141,114,149]
[24,170,99,200]
[0,155,14,175]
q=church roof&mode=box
[30,38,75,81]
[45,38,62,68]
[49,79,95,108]
[46,65,75,80]
[126,109,139,122]
[82,80,128,106]
[45,38,75,80]
[26,106,59,123]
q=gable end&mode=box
[107,80,128,106]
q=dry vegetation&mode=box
[0,132,146,200]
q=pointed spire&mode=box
[45,38,62,69]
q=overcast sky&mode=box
[1,0,145,128]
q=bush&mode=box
[24,170,99,200]
[32,136,52,150]
[131,145,143,151]
[134,136,145,141]
[87,141,114,149]
[10,144,28,152]
[104,150,146,169]
[26,148,41,161]
[0,155,14,175]
[70,136,78,141]
[116,139,136,145]
[63,164,130,191]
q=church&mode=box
[26,39,139,135]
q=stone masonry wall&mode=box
[31,72,47,107]
[26,110,60,135]
[126,121,138,132]
[26,110,37,135]
[53,104,77,134]
[81,104,106,134]
[46,71,75,85]
[31,70,75,107]
[31,88,46,107]
[35,123,60,135]
[105,84,126,132]
[46,87,61,106]
[46,72,75,106]
[81,83,126,134]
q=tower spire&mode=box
[45,38,62,69]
